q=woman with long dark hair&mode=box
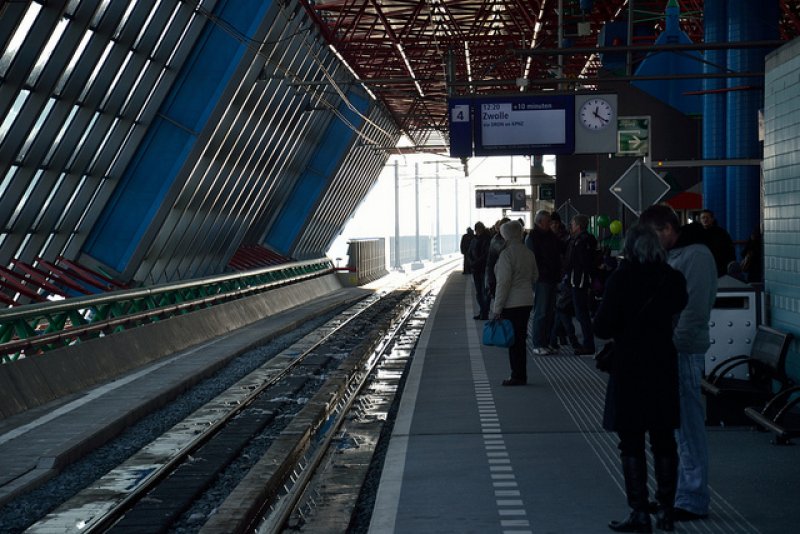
[593,224,688,532]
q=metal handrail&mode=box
[0,258,331,321]
[0,258,334,362]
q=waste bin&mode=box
[705,275,764,425]
[706,275,764,379]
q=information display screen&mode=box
[475,189,526,210]
[473,95,574,156]
[483,190,512,207]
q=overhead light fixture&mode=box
[522,4,550,90]
[328,44,377,100]
[395,43,425,98]
[464,42,473,86]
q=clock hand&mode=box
[593,109,609,123]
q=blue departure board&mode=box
[448,95,575,156]
[473,95,575,156]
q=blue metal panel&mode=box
[84,121,196,271]
[632,1,702,116]
[702,0,727,223]
[264,91,370,254]
[82,0,274,273]
[726,0,778,246]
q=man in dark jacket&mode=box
[641,206,717,522]
[549,211,570,247]
[565,214,598,355]
[698,209,736,277]
[468,221,491,320]
[460,227,474,274]
[526,210,562,354]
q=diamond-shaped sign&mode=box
[609,160,670,216]
[556,200,580,225]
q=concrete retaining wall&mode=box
[0,274,344,420]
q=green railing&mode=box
[0,258,334,363]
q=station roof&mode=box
[301,0,800,151]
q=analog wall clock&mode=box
[579,97,614,130]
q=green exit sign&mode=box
[617,116,650,156]
[539,183,555,200]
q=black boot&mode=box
[609,511,652,533]
[653,454,678,531]
[609,456,652,533]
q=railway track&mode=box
[24,260,456,533]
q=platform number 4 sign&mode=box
[451,105,469,122]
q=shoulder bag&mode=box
[482,318,515,348]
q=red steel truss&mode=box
[300,0,800,150]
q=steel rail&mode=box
[70,282,383,534]
[245,260,458,533]
[26,259,458,533]
[257,286,436,532]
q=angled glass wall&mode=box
[0,0,216,290]
[0,0,398,299]
[291,106,400,260]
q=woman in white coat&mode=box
[492,221,539,385]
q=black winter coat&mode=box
[460,232,474,255]
[704,224,736,277]
[565,230,597,289]
[593,260,688,432]
[485,233,505,296]
[525,226,562,284]
[468,233,491,274]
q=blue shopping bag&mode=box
[482,319,515,348]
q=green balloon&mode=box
[609,220,623,235]
[596,214,610,228]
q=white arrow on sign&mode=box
[609,160,670,216]
[629,136,643,149]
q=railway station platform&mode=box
[369,271,800,534]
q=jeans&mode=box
[571,286,595,351]
[531,281,555,347]
[472,270,489,318]
[674,352,710,514]
[549,310,576,346]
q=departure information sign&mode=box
[448,95,610,157]
[473,95,574,156]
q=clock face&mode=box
[580,98,614,130]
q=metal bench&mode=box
[744,386,800,444]
[702,325,794,426]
